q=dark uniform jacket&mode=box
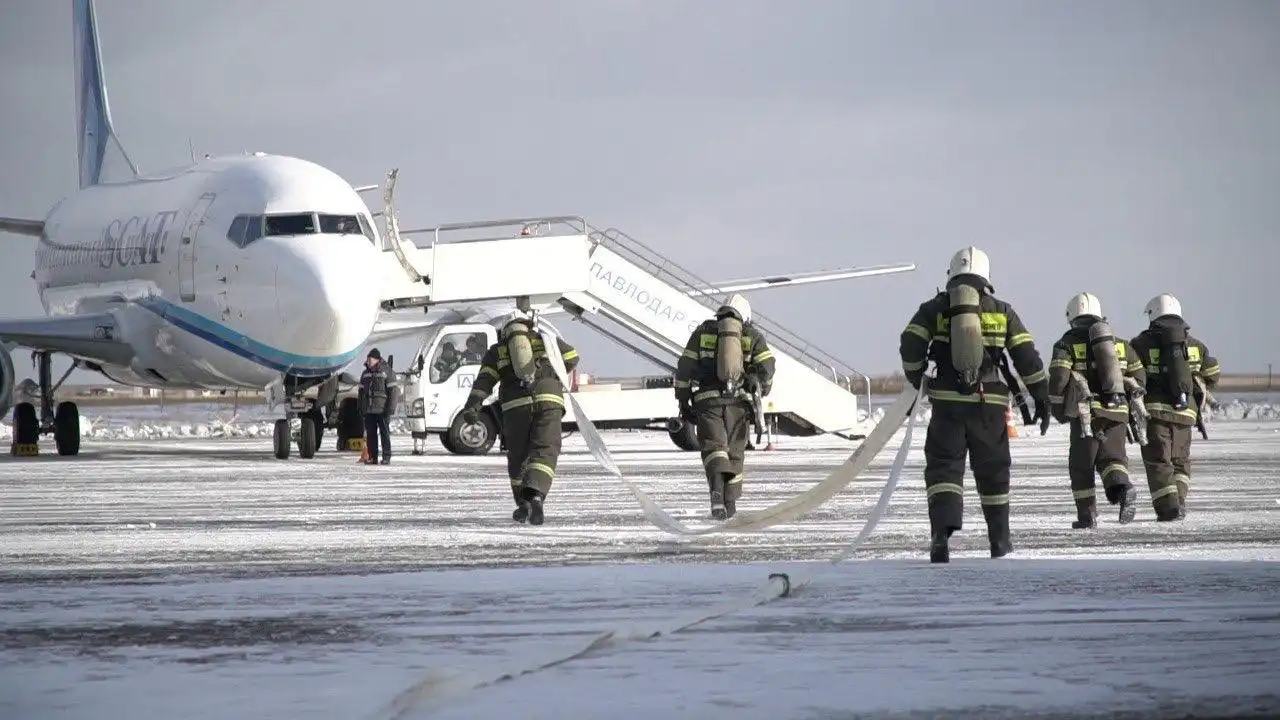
[1047,320,1145,424]
[358,363,395,415]
[1129,317,1220,426]
[898,279,1047,406]
[673,319,776,404]
[466,335,580,413]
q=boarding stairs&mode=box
[376,211,879,439]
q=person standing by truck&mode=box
[358,348,396,465]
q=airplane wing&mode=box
[691,263,916,295]
[0,217,44,237]
[0,313,134,366]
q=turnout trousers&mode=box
[502,401,565,506]
[923,400,1011,547]
[1068,417,1134,522]
[1140,418,1192,520]
[363,412,391,462]
[694,398,751,512]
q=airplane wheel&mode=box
[297,416,318,459]
[273,419,290,460]
[335,398,361,451]
[307,408,325,450]
[668,419,699,452]
[12,402,39,446]
[447,410,496,455]
[54,401,81,456]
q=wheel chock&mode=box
[10,443,39,457]
[346,437,366,452]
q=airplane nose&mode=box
[274,244,380,371]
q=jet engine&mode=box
[0,343,14,419]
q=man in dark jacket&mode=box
[1048,292,1145,529]
[358,348,395,465]
[459,314,579,525]
[1129,293,1221,521]
[673,293,775,520]
[898,246,1048,563]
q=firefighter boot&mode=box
[709,474,727,521]
[1113,484,1138,525]
[521,487,545,526]
[983,505,1013,558]
[511,485,529,523]
[929,524,950,564]
[1072,499,1097,529]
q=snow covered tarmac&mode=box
[2,410,1278,719]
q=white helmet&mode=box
[946,246,990,286]
[1144,293,1182,321]
[497,310,533,337]
[718,293,751,323]
[1065,292,1104,324]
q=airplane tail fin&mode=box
[74,0,138,188]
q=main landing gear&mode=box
[10,352,81,457]
[269,375,364,460]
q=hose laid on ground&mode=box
[372,358,927,720]
[540,324,923,536]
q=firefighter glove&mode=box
[1034,396,1050,436]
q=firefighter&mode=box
[1047,293,1145,529]
[673,293,776,520]
[1129,294,1220,521]
[898,246,1049,563]
[459,313,580,525]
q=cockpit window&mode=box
[356,214,377,244]
[319,214,360,235]
[265,213,317,236]
[226,214,264,248]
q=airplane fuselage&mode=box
[32,153,384,390]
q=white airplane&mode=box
[1,2,916,463]
[0,0,431,459]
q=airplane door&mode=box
[179,193,216,302]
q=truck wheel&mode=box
[668,419,699,452]
[446,410,497,455]
[439,432,457,453]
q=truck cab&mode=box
[403,323,500,454]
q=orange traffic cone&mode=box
[1006,403,1019,438]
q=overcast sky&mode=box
[2,0,1277,386]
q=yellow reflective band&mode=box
[510,479,523,487]
[1050,358,1073,369]
[532,393,565,406]
[562,350,579,361]
[699,334,717,349]
[904,323,930,341]
[753,350,774,362]
[926,483,964,497]
[480,366,499,378]
[497,359,510,369]
[1202,366,1220,377]
[524,462,556,480]
[1022,369,1048,385]
[682,350,698,359]
[1048,394,1064,403]
[928,389,1010,405]
[1101,463,1128,480]
[983,336,1007,347]
[1072,488,1096,500]
[673,380,690,388]
[702,450,729,466]
[1008,332,1034,348]
[1173,472,1190,487]
[726,474,743,485]
[980,493,1010,506]
[902,360,926,371]
[1151,485,1179,500]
